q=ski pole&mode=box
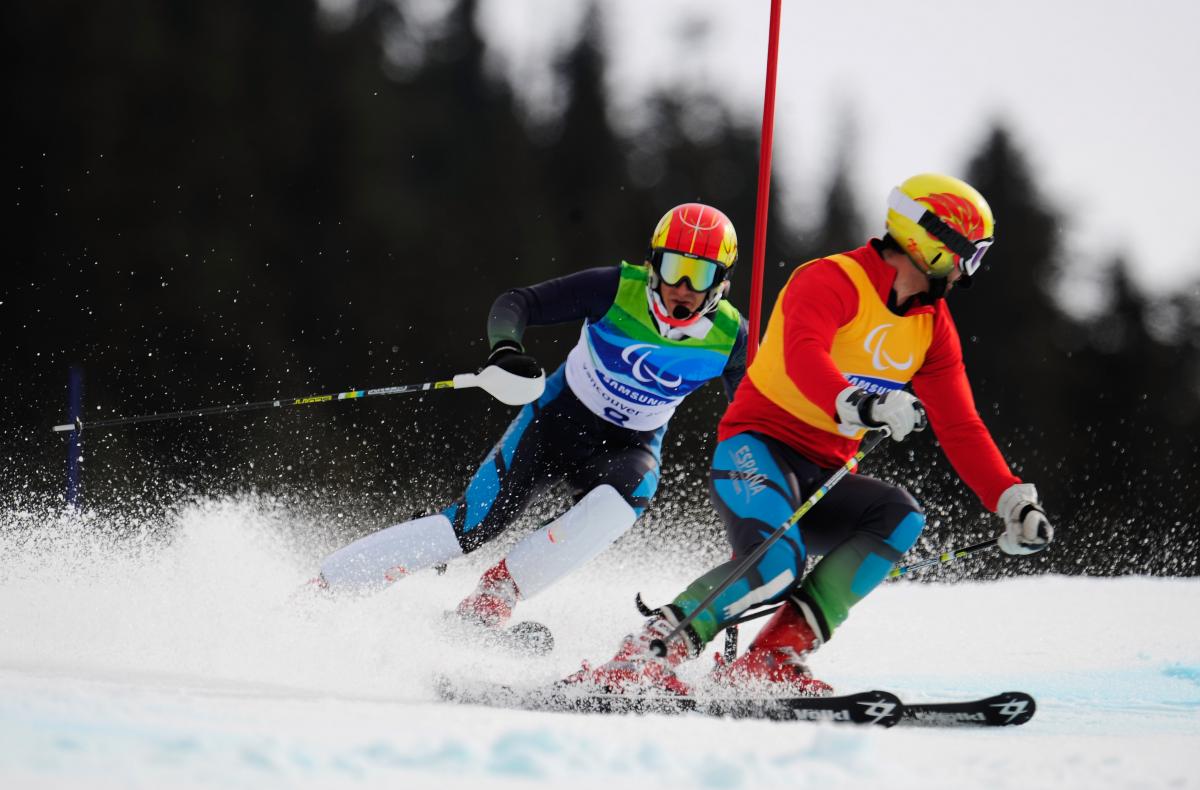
[718,537,1001,630]
[649,428,890,657]
[721,554,740,663]
[886,537,998,578]
[51,371,498,434]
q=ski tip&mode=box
[440,613,556,657]
[899,690,1037,727]
[508,621,555,656]
[986,691,1037,726]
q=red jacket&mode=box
[719,242,1019,511]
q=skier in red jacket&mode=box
[567,173,1054,696]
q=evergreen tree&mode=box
[540,5,640,272]
[1067,260,1199,572]
[956,125,1073,500]
[804,118,863,260]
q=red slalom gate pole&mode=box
[746,0,782,362]
[726,0,783,663]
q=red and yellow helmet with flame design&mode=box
[886,173,995,279]
[645,203,738,326]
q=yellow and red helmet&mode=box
[646,203,738,326]
[886,173,994,279]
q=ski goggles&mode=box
[650,250,728,291]
[888,188,993,277]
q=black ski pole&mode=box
[649,428,890,658]
[721,559,740,663]
[718,537,1001,629]
[51,372,491,434]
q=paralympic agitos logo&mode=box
[864,324,913,373]
[620,343,684,389]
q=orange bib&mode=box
[747,254,933,438]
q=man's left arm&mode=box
[912,307,1053,555]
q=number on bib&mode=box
[603,407,631,425]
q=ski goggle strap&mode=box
[888,188,993,277]
[651,250,727,291]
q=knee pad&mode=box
[318,513,464,593]
[885,510,925,554]
[505,484,637,599]
[878,489,925,554]
[859,487,924,554]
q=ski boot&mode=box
[561,608,696,697]
[448,560,554,656]
[711,600,833,697]
[454,559,520,629]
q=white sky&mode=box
[477,0,1200,303]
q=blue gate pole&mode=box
[66,365,84,511]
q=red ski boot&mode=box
[454,559,520,629]
[712,600,833,697]
[562,612,695,696]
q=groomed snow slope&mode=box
[1,497,1197,789]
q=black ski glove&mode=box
[486,340,541,379]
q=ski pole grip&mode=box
[914,402,929,433]
[452,372,479,390]
[51,417,83,434]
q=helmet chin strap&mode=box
[926,276,949,301]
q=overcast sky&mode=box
[477,0,1200,308]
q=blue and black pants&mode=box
[442,367,663,552]
[674,431,925,646]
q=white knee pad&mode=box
[319,513,464,593]
[504,484,637,600]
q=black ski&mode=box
[434,677,902,726]
[899,691,1036,727]
[435,676,1038,727]
[705,690,902,725]
[440,614,555,656]
[478,621,555,656]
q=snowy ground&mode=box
[1,497,1197,789]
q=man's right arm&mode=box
[488,266,621,349]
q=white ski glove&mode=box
[466,340,545,406]
[995,483,1053,555]
[835,386,927,441]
